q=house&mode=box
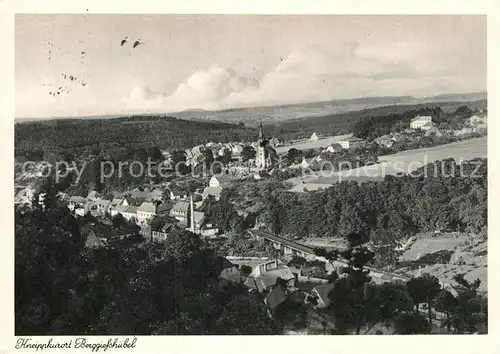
[189,211,205,234]
[130,187,148,201]
[68,196,88,211]
[146,188,164,202]
[200,223,219,238]
[209,174,232,188]
[14,187,34,206]
[454,127,475,136]
[310,132,319,141]
[169,189,188,200]
[137,201,156,224]
[323,143,343,153]
[86,190,100,201]
[264,286,288,312]
[424,126,443,137]
[91,198,111,216]
[299,157,321,170]
[231,144,244,157]
[219,258,242,285]
[374,136,395,148]
[170,200,190,223]
[338,136,366,149]
[244,259,296,293]
[114,205,137,221]
[310,283,335,308]
[468,115,487,129]
[151,222,181,242]
[268,137,283,148]
[109,198,128,216]
[202,186,222,201]
[410,115,433,130]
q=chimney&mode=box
[189,194,195,233]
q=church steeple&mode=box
[258,119,264,140]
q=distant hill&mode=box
[16,92,486,126]
[172,92,487,126]
[263,98,487,141]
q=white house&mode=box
[202,186,222,200]
[410,115,433,130]
[109,198,129,217]
[170,200,190,223]
[468,115,487,130]
[310,132,319,141]
[338,136,366,149]
[209,174,232,188]
[90,198,111,216]
[323,143,343,153]
[137,201,157,224]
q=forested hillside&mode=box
[263,100,486,141]
[15,116,256,160]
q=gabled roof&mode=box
[202,186,222,199]
[212,173,232,184]
[138,201,156,213]
[171,200,189,212]
[69,195,87,203]
[110,198,124,208]
[93,198,111,209]
[86,190,99,200]
[193,211,205,224]
[265,286,287,310]
[115,205,137,214]
[411,115,432,122]
[340,136,365,142]
[313,283,335,306]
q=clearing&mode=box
[287,136,487,192]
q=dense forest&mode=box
[15,194,284,335]
[202,158,487,268]
[15,116,256,160]
[16,191,487,334]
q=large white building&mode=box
[410,115,433,130]
[338,136,366,149]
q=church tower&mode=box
[256,121,270,170]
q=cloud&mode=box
[125,42,485,113]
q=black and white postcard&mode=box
[1,1,498,353]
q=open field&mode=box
[399,234,487,292]
[287,136,487,192]
[276,134,351,153]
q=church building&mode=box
[255,121,276,170]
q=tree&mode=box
[147,146,164,162]
[215,294,281,334]
[241,146,256,162]
[217,148,232,166]
[435,289,458,331]
[164,230,203,261]
[394,313,431,334]
[448,273,486,333]
[287,148,303,164]
[327,233,377,334]
[406,274,441,324]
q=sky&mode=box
[15,15,486,118]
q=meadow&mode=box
[288,136,487,191]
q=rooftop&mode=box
[138,201,156,213]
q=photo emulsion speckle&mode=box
[14,14,487,335]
